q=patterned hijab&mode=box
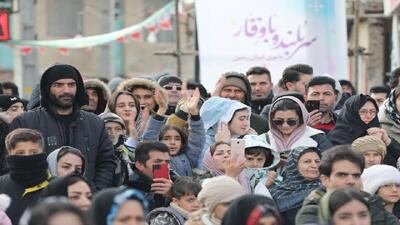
[269,146,321,212]
[384,89,400,125]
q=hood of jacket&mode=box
[83,79,110,114]
[243,134,280,169]
[39,64,88,109]
[117,77,158,93]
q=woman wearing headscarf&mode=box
[41,173,92,211]
[222,194,282,225]
[90,187,148,225]
[262,96,332,157]
[269,146,322,225]
[329,94,400,166]
[199,96,252,168]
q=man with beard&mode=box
[10,64,115,191]
[0,128,51,224]
[157,74,182,115]
[305,76,339,134]
[100,111,134,185]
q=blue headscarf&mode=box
[269,146,321,212]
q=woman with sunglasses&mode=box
[263,96,332,157]
[329,94,400,166]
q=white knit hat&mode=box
[361,164,400,194]
[197,176,245,214]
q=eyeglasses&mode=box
[163,85,182,91]
[358,109,377,116]
[272,119,298,126]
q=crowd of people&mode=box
[0,63,400,225]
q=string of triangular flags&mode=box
[1,1,176,56]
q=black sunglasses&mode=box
[272,119,298,126]
[163,85,182,91]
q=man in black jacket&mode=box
[246,66,274,114]
[127,141,174,211]
[10,64,115,191]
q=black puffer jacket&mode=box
[10,108,116,191]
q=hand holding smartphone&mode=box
[230,139,246,161]
[152,163,170,180]
[305,100,320,113]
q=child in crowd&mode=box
[361,164,400,218]
[242,135,280,195]
[186,176,245,225]
[146,177,202,225]
[351,135,386,168]
[142,88,205,176]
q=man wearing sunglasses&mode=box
[158,74,183,115]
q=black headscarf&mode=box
[222,194,281,225]
[41,173,89,198]
[40,64,88,109]
[328,94,380,145]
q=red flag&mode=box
[59,48,70,56]
[38,47,46,55]
[116,37,126,43]
[21,46,32,56]
[131,31,142,40]
[147,25,158,33]
[158,19,172,30]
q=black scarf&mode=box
[6,153,49,188]
[328,94,380,145]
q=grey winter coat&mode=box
[142,115,205,176]
[10,108,116,191]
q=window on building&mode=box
[46,0,83,37]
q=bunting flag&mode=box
[0,1,175,49]
[59,48,70,55]
[21,46,32,56]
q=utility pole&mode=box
[154,0,197,77]
[16,0,38,99]
[353,0,360,92]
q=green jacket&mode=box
[295,188,400,225]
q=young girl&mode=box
[318,188,371,225]
[361,164,400,218]
[142,88,205,176]
[199,96,252,168]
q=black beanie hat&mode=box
[0,94,23,111]
[40,64,89,108]
[157,74,182,87]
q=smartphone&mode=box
[152,163,170,180]
[306,100,320,112]
[230,139,246,160]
